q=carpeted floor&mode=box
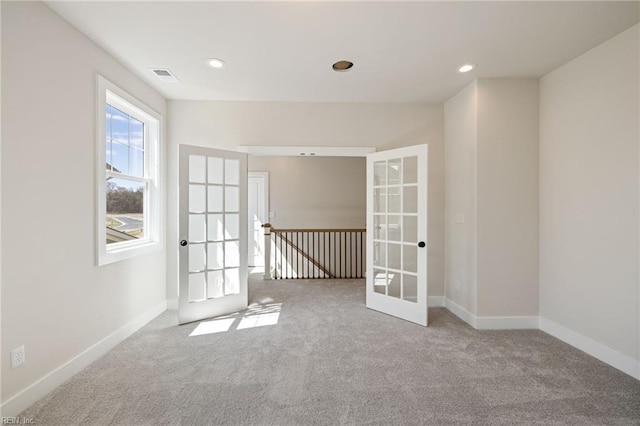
[21,275,640,425]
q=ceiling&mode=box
[46,1,639,103]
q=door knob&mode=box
[418,241,426,248]
[180,240,188,247]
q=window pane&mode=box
[403,274,417,303]
[373,269,387,295]
[225,241,240,267]
[106,104,112,171]
[189,214,205,243]
[373,241,386,268]
[111,140,129,175]
[189,273,206,302]
[110,106,129,145]
[106,178,145,244]
[388,273,401,299]
[130,147,144,178]
[388,243,401,270]
[388,215,401,241]
[374,161,386,186]
[129,117,144,150]
[404,186,417,214]
[403,156,418,184]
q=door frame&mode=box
[248,172,269,266]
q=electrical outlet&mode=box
[11,346,25,369]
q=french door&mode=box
[366,145,428,326]
[178,144,248,325]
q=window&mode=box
[97,76,162,265]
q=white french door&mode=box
[248,172,268,267]
[178,144,248,325]
[366,145,428,326]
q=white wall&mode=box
[444,82,478,315]
[539,24,639,367]
[477,79,539,317]
[444,79,539,323]
[1,1,167,412]
[167,101,444,302]
[248,156,365,229]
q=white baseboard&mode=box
[475,316,539,330]
[428,296,445,307]
[1,301,167,417]
[444,298,477,328]
[167,298,178,310]
[443,299,538,330]
[539,317,640,380]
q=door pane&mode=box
[403,245,417,273]
[225,187,239,212]
[207,242,224,269]
[388,158,401,185]
[388,187,401,213]
[225,269,240,295]
[403,216,417,243]
[403,274,417,303]
[225,159,240,185]
[208,214,224,241]
[189,215,205,243]
[388,215,401,241]
[208,157,223,184]
[189,244,205,272]
[403,156,418,184]
[373,269,387,294]
[225,241,240,267]
[189,273,206,302]
[189,185,206,213]
[403,186,417,214]
[207,270,224,299]
[373,242,386,267]
[374,188,386,213]
[207,186,223,212]
[374,215,386,240]
[388,244,401,270]
[388,272,401,298]
[374,161,386,186]
[225,214,239,240]
[189,155,206,183]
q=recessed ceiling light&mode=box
[458,64,475,73]
[207,58,226,69]
[332,60,354,72]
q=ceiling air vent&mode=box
[150,68,180,83]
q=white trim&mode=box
[444,298,477,328]
[0,302,167,417]
[428,296,445,307]
[96,75,164,266]
[539,317,640,380]
[475,316,539,330]
[167,299,178,310]
[239,145,376,157]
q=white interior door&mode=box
[179,144,248,325]
[366,144,428,326]
[248,172,268,267]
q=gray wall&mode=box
[248,156,366,229]
[539,24,639,363]
[2,1,167,406]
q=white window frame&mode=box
[96,75,163,265]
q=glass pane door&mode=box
[179,145,248,324]
[367,145,428,326]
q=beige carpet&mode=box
[21,276,640,425]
